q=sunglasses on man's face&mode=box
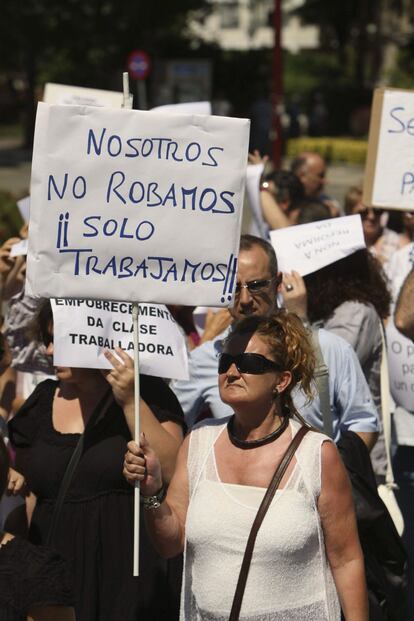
[234,278,274,296]
[218,352,281,375]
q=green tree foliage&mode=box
[0,0,208,146]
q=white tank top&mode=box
[180,418,341,620]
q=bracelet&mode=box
[142,485,166,510]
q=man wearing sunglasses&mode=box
[172,234,379,449]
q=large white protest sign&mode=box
[269,215,365,276]
[44,83,123,108]
[51,299,189,380]
[364,87,414,211]
[386,319,414,412]
[26,103,249,306]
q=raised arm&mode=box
[123,432,190,558]
[318,441,368,620]
[104,347,183,483]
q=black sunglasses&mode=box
[218,352,281,375]
[234,278,273,295]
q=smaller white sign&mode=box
[43,83,123,108]
[387,319,414,412]
[10,238,28,257]
[245,163,267,239]
[151,102,212,115]
[269,215,366,276]
[17,196,30,223]
[51,299,189,380]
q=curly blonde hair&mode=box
[226,311,316,416]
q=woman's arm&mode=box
[318,441,368,620]
[104,348,184,483]
[123,433,190,558]
[28,606,75,621]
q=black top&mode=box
[0,535,73,620]
[8,376,185,621]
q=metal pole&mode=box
[132,302,141,577]
[272,0,283,167]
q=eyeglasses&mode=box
[218,352,281,375]
[358,207,383,220]
[234,278,273,296]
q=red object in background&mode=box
[127,50,151,81]
[272,0,283,167]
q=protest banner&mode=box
[364,87,414,211]
[17,196,30,223]
[43,83,124,108]
[245,163,268,238]
[26,103,249,306]
[386,319,414,412]
[51,298,189,380]
[269,214,365,276]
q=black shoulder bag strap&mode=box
[46,388,113,546]
[229,425,310,621]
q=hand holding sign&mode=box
[123,437,163,497]
[104,347,134,409]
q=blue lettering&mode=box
[119,257,134,278]
[86,255,102,275]
[73,175,87,199]
[199,188,217,212]
[83,216,100,237]
[48,173,68,200]
[87,128,106,155]
[59,248,92,275]
[125,138,141,157]
[162,262,178,282]
[162,183,177,207]
[201,263,214,280]
[108,135,122,157]
[120,218,134,239]
[181,259,200,283]
[134,258,148,278]
[213,263,227,282]
[106,171,126,204]
[102,256,117,275]
[202,146,224,167]
[141,139,154,157]
[135,220,155,241]
[147,182,163,207]
[401,171,414,195]
[214,190,235,214]
[129,181,145,204]
[166,141,183,162]
[103,219,118,236]
[182,187,197,210]
[185,142,201,162]
[388,107,406,134]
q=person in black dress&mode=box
[8,302,185,621]
[0,435,75,621]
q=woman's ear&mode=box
[275,370,292,393]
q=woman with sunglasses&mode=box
[124,311,367,620]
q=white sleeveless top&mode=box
[180,418,341,621]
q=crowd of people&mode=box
[0,146,413,621]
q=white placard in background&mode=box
[17,196,30,223]
[365,88,414,211]
[269,215,366,276]
[151,102,212,115]
[386,319,414,412]
[245,163,267,239]
[26,103,249,305]
[10,239,28,257]
[51,299,189,380]
[44,83,124,108]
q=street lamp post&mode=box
[272,0,283,167]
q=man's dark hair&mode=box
[262,169,304,209]
[296,200,332,225]
[0,436,9,498]
[239,234,278,275]
[290,156,307,176]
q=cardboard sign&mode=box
[364,87,414,211]
[26,103,249,306]
[51,299,189,380]
[386,319,414,411]
[44,83,124,108]
[150,102,212,115]
[17,196,30,223]
[269,215,365,276]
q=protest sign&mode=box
[386,319,414,412]
[10,239,28,258]
[151,102,212,115]
[51,299,189,380]
[26,103,249,305]
[43,83,123,108]
[245,163,268,239]
[17,196,30,223]
[269,215,365,276]
[364,87,414,211]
